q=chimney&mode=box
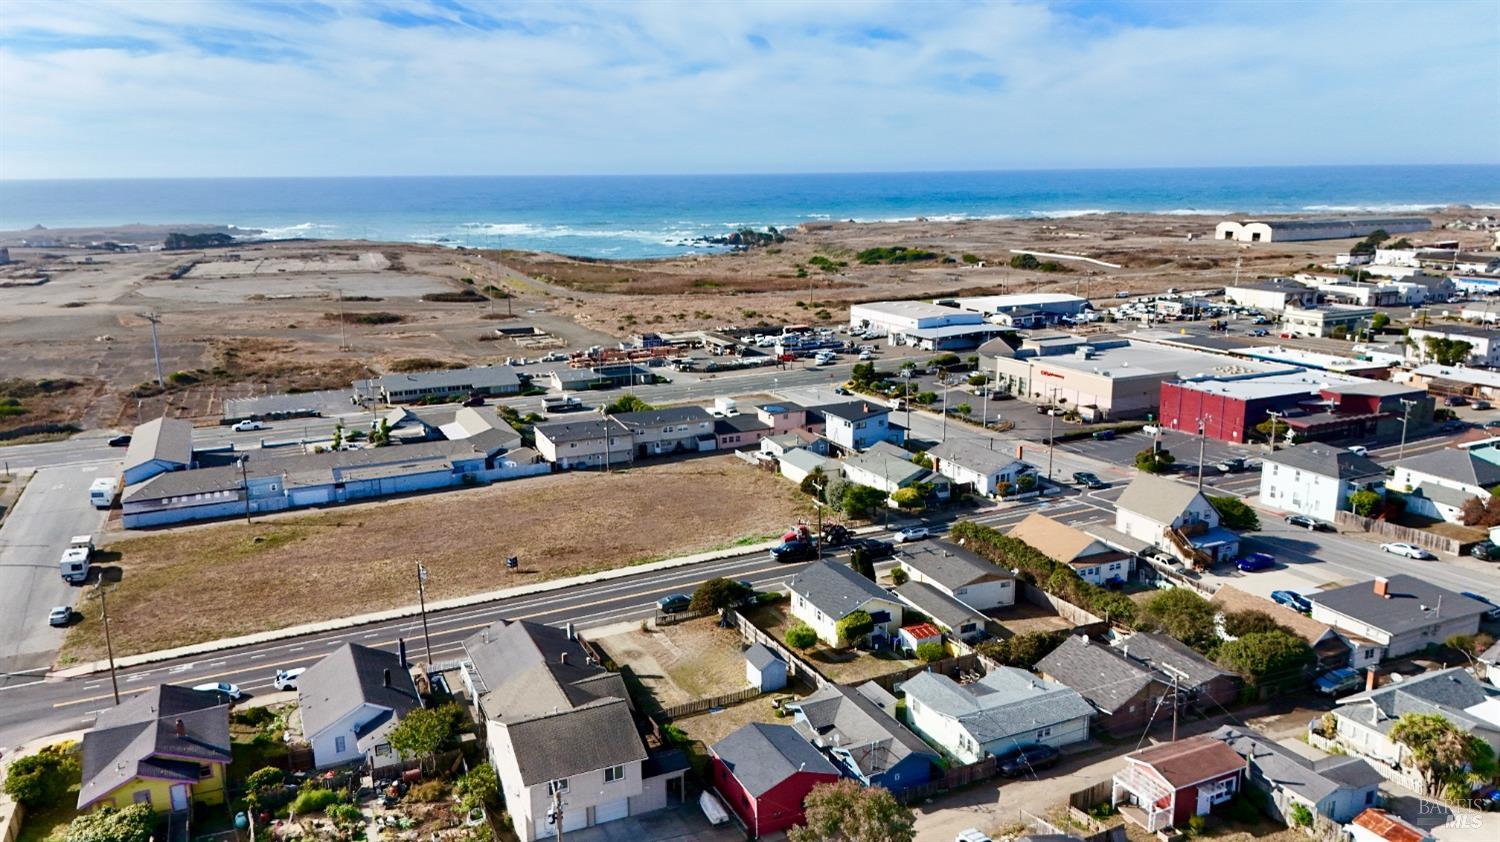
[560,652,569,666]
[174,718,185,737]
[382,668,391,687]
[566,622,575,641]
[398,638,408,668]
[1365,669,1380,692]
[1373,577,1389,598]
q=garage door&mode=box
[594,798,629,824]
[534,807,586,839]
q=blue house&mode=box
[786,682,937,796]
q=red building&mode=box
[1159,373,1433,445]
[708,722,840,837]
[1111,735,1246,832]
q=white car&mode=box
[232,420,264,432]
[1347,445,1369,456]
[894,527,930,543]
[193,681,243,700]
[1381,542,1434,560]
[272,667,306,691]
[1141,424,1161,435]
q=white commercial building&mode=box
[1225,281,1321,312]
[942,293,1090,327]
[1281,305,1375,338]
[1406,325,1500,367]
[1215,217,1429,244]
[849,300,983,334]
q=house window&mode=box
[133,791,152,807]
[548,779,569,794]
[1035,727,1051,740]
[604,765,625,783]
[198,765,213,779]
[335,736,347,753]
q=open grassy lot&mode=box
[743,602,921,685]
[61,457,809,661]
[595,616,752,710]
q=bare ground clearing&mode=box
[595,616,752,709]
[59,456,810,662]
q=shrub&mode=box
[1138,589,1219,653]
[1289,802,1313,828]
[692,578,752,612]
[1134,448,1175,474]
[65,804,155,842]
[3,744,79,808]
[290,787,340,815]
[406,779,449,803]
[1349,489,1382,517]
[456,763,500,810]
[836,610,875,646]
[785,623,818,650]
[1209,496,1260,530]
[1223,609,1290,638]
[975,630,1069,670]
[889,567,908,585]
[245,766,286,797]
[915,642,946,662]
[1215,630,1314,689]
[948,521,1136,626]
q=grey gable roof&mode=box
[504,699,647,785]
[79,685,231,808]
[711,722,839,797]
[900,541,1010,591]
[1263,442,1386,480]
[1335,667,1500,735]
[123,416,194,474]
[297,643,421,742]
[744,643,781,671]
[1037,636,1158,715]
[1116,475,1209,525]
[1393,448,1500,488]
[926,438,1030,476]
[789,560,896,620]
[1309,575,1488,635]
[894,580,985,630]
[612,405,712,429]
[902,667,1094,745]
[789,684,937,778]
[533,417,624,444]
[1213,726,1381,805]
[1116,633,1234,690]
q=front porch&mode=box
[1111,766,1175,832]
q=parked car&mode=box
[1141,424,1161,436]
[1474,400,1492,410]
[193,682,243,700]
[47,606,74,627]
[1216,457,1248,473]
[1271,590,1313,613]
[107,434,132,447]
[1284,514,1334,532]
[849,538,896,560]
[996,744,1061,778]
[1248,328,1269,337]
[1461,591,1500,620]
[272,667,307,691]
[1315,667,1363,696]
[1444,395,1468,407]
[1381,542,1434,560]
[1236,552,1276,572]
[461,395,487,407]
[232,420,264,432]
[656,594,692,614]
[833,386,851,396]
[1072,471,1105,489]
[1472,541,1498,561]
[894,527,930,543]
[1486,419,1500,430]
[1441,420,1469,432]
[1091,429,1117,441]
[1346,445,1368,456]
[770,540,818,563]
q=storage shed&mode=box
[744,643,788,693]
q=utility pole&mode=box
[1195,417,1210,490]
[141,312,165,387]
[1170,672,1180,742]
[239,456,252,524]
[551,786,565,842]
[1265,409,1285,452]
[94,581,120,705]
[1046,408,1057,482]
[336,288,348,351]
[940,370,950,442]
[1397,398,1417,459]
[415,562,433,664]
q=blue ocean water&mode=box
[1,166,1497,259]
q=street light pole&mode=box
[1397,398,1417,459]
[415,562,434,664]
[1047,408,1057,482]
[239,456,252,524]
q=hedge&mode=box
[948,521,1136,626]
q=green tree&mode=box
[913,391,938,405]
[915,642,946,663]
[841,484,888,519]
[799,467,827,498]
[1371,312,1391,331]
[1223,609,1289,638]
[849,362,882,390]
[788,780,915,842]
[245,766,286,799]
[65,805,155,842]
[1134,448,1175,474]
[1016,473,1037,492]
[1138,589,1219,652]
[1215,630,1314,689]
[387,707,454,769]
[331,423,343,450]
[785,622,817,650]
[823,474,850,508]
[850,549,876,581]
[1209,496,1260,530]
[3,744,79,808]
[889,567,908,585]
[910,450,932,468]
[891,487,924,510]
[952,403,972,416]
[1255,416,1290,443]
[603,393,654,415]
[1390,713,1498,797]
[691,577,752,612]
[961,253,981,264]
[456,763,501,811]
[1010,253,1041,271]
[1349,489,1383,517]
[836,610,875,647]
[974,631,1070,670]
[1423,336,1474,366]
[967,373,990,387]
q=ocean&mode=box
[2,165,1496,259]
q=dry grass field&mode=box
[60,456,811,662]
[596,616,753,709]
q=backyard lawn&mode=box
[743,602,921,685]
[62,457,811,661]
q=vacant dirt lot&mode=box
[596,617,752,710]
[673,691,811,747]
[60,456,810,661]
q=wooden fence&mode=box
[1018,580,1106,628]
[656,686,763,720]
[866,653,982,694]
[655,606,715,627]
[1334,511,1466,555]
[1069,780,1114,810]
[893,756,997,803]
[728,609,829,689]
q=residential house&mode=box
[777,448,835,485]
[77,685,230,813]
[925,439,1037,497]
[533,418,631,469]
[1111,735,1246,832]
[1307,576,1489,667]
[612,406,716,459]
[1321,667,1500,790]
[1407,324,1499,367]
[297,643,422,770]
[754,402,825,437]
[438,406,523,451]
[1210,585,1352,670]
[893,581,988,642]
[1259,443,1387,522]
[1008,513,1133,586]
[817,401,904,451]
[714,414,774,450]
[708,723,841,837]
[364,365,521,403]
[786,683,939,796]
[1113,633,1241,713]
[897,541,1015,610]
[840,441,950,502]
[902,667,1094,764]
[1114,475,1240,565]
[379,406,441,442]
[460,620,679,841]
[1037,636,1167,738]
[1388,449,1500,523]
[1349,809,1434,842]
[1212,726,1382,825]
[759,430,829,458]
[744,644,787,693]
[122,416,194,486]
[787,560,905,647]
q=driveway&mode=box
[0,464,112,683]
[561,803,742,842]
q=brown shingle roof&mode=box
[1008,513,1113,565]
[1127,735,1246,788]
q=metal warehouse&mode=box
[1214,217,1429,243]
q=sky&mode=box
[1,0,1497,179]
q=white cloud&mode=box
[0,0,1495,177]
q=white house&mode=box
[1307,576,1489,668]
[1008,513,1133,586]
[1114,475,1239,565]
[840,441,950,502]
[787,560,905,647]
[1348,810,1433,842]
[1388,449,1500,523]
[1406,324,1500,367]
[297,643,422,769]
[817,401,904,452]
[1212,726,1382,826]
[924,439,1036,497]
[897,541,1015,611]
[777,447,834,485]
[1259,443,1387,522]
[901,667,1094,764]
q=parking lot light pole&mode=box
[416,562,434,665]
